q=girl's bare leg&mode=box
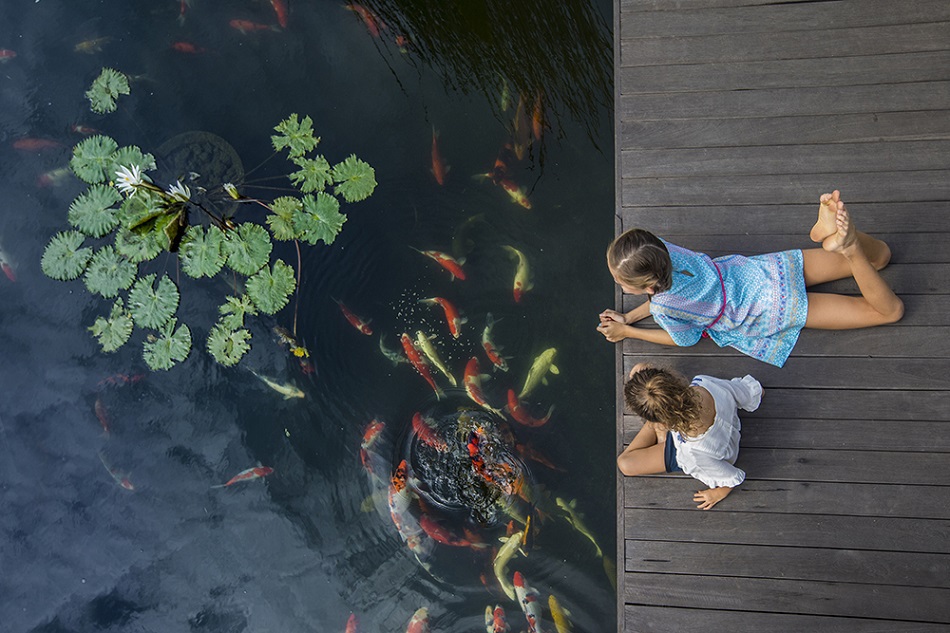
[617,423,667,476]
[805,192,891,285]
[804,205,904,329]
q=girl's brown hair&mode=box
[606,229,673,293]
[624,366,702,435]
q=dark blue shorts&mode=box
[664,437,683,473]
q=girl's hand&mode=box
[693,486,732,510]
[596,319,630,342]
[599,309,627,325]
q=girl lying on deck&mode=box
[617,364,762,510]
[597,191,904,367]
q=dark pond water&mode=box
[0,1,615,631]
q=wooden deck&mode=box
[614,1,950,631]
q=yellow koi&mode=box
[414,331,457,386]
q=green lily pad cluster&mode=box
[85,68,130,114]
[42,83,375,371]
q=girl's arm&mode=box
[597,321,677,345]
[693,486,733,510]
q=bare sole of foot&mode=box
[822,204,859,255]
[810,190,840,242]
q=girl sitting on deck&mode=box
[617,364,762,510]
[596,191,904,367]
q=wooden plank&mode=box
[621,23,950,66]
[624,605,950,633]
[620,202,950,235]
[621,171,950,206]
[621,141,950,178]
[623,479,950,519]
[625,540,950,588]
[741,448,950,485]
[620,355,950,390]
[621,416,950,452]
[622,111,950,149]
[622,0,837,11]
[623,508,950,552]
[621,82,950,121]
[620,0,950,37]
[623,572,950,622]
[621,52,950,93]
[619,327,950,358]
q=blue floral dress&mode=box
[649,241,809,367]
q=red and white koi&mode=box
[98,452,134,491]
[419,296,466,339]
[513,571,544,633]
[0,49,17,62]
[485,605,510,633]
[463,357,502,416]
[345,613,358,633]
[388,460,434,568]
[69,124,100,135]
[500,178,532,209]
[481,313,508,372]
[213,465,274,488]
[412,412,448,451]
[501,245,532,302]
[411,248,466,280]
[401,333,443,399]
[431,127,449,185]
[0,245,16,282]
[506,390,553,428]
[335,298,373,335]
[360,419,386,475]
[405,608,430,633]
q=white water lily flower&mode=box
[167,180,191,202]
[114,164,143,196]
[223,182,240,200]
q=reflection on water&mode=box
[0,0,614,631]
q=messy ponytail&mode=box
[606,229,672,293]
[624,366,701,435]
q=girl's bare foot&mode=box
[822,204,859,256]
[810,190,841,242]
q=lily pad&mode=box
[128,274,180,329]
[41,230,93,281]
[83,245,137,298]
[143,319,191,370]
[70,135,119,184]
[332,154,376,202]
[68,184,122,237]
[110,145,156,176]
[266,196,301,241]
[207,323,251,367]
[293,193,345,245]
[219,294,258,331]
[85,67,130,114]
[114,227,163,263]
[179,225,226,278]
[289,155,333,193]
[89,299,133,353]
[246,259,295,315]
[271,114,319,158]
[222,222,272,276]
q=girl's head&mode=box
[624,363,701,434]
[606,229,672,295]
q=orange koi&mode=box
[230,19,278,34]
[419,514,473,547]
[345,613,358,633]
[13,138,62,151]
[512,96,532,160]
[97,372,146,389]
[94,396,111,436]
[395,34,409,53]
[360,419,386,474]
[411,248,466,280]
[412,412,448,451]
[481,313,508,372]
[531,94,544,142]
[98,452,134,491]
[506,390,553,428]
[171,41,204,54]
[345,4,383,37]
[430,127,449,185]
[400,333,443,399]
[213,465,274,488]
[515,441,561,471]
[419,296,466,339]
[270,0,288,28]
[334,298,373,335]
[463,357,502,415]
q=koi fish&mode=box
[388,461,434,569]
[395,34,409,53]
[513,571,544,633]
[345,4,383,37]
[379,333,408,365]
[531,94,545,142]
[485,605,510,633]
[213,465,274,488]
[248,368,305,399]
[498,73,511,112]
[230,19,278,34]
[464,357,502,416]
[511,96,532,161]
[493,530,524,600]
[419,514,473,547]
[69,124,99,135]
[412,412,448,451]
[555,497,603,558]
[98,452,134,491]
[334,298,373,335]
[270,0,288,28]
[0,246,16,282]
[345,613,358,633]
[501,246,532,302]
[13,138,62,151]
[411,247,466,280]
[178,0,191,25]
[482,313,508,372]
[36,167,72,188]
[400,333,443,399]
[360,419,386,475]
[97,372,145,389]
[414,331,456,386]
[405,608,429,633]
[519,348,558,399]
[430,127,449,185]
[74,36,112,54]
[548,595,573,633]
[171,41,204,54]
[506,390,553,427]
[515,441,560,471]
[94,396,111,435]
[419,297,466,339]
[0,49,16,62]
[500,178,532,209]
[452,212,486,259]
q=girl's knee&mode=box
[871,241,892,271]
[885,297,905,323]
